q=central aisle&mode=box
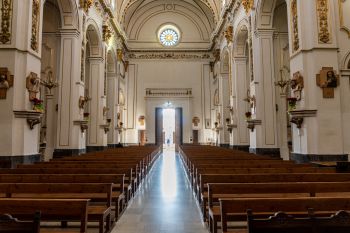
[112,149,208,233]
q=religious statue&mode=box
[26,72,40,100]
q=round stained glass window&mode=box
[159,28,179,47]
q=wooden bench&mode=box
[0,174,126,218]
[0,212,40,233]
[220,197,350,233]
[247,209,350,233]
[0,183,113,233]
[207,182,350,233]
[0,198,89,233]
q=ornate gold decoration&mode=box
[128,52,211,60]
[213,49,220,63]
[316,67,339,98]
[102,24,112,42]
[26,72,40,101]
[242,0,254,13]
[316,0,331,43]
[30,0,40,51]
[0,67,13,99]
[192,117,200,127]
[0,0,12,44]
[290,71,304,100]
[117,49,123,61]
[224,26,233,44]
[78,95,91,109]
[138,115,145,126]
[291,0,300,51]
[79,0,93,13]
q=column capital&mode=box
[254,28,275,37]
[58,29,80,38]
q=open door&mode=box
[155,108,163,146]
[175,107,183,152]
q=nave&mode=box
[113,149,208,233]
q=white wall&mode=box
[125,59,212,144]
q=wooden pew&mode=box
[207,182,350,233]
[219,197,350,233]
[0,198,89,233]
[198,173,350,222]
[0,212,40,233]
[0,183,113,233]
[0,174,125,220]
[247,209,350,233]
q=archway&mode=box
[39,0,62,161]
[232,22,251,150]
[84,22,105,150]
[272,0,291,160]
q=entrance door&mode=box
[174,107,183,151]
[155,108,163,146]
[193,130,199,145]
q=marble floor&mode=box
[111,148,209,233]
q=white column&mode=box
[232,57,250,148]
[288,0,345,162]
[218,75,230,146]
[0,0,42,166]
[44,94,55,161]
[107,68,119,146]
[251,29,279,154]
[54,29,85,156]
[86,57,107,149]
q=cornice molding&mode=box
[127,51,212,60]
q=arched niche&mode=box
[85,21,103,58]
[43,0,79,30]
[255,0,286,29]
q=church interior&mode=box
[1,0,350,232]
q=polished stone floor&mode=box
[112,148,209,233]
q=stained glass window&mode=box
[159,28,179,47]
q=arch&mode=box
[221,48,230,74]
[233,21,249,57]
[255,0,286,29]
[107,49,117,74]
[341,51,350,69]
[43,0,79,30]
[85,20,103,58]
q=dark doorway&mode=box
[175,107,183,152]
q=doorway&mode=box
[155,107,183,151]
[163,108,175,149]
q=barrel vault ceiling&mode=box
[115,0,222,50]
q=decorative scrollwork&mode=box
[30,0,40,51]
[224,26,233,44]
[291,0,300,51]
[242,0,254,13]
[316,0,331,44]
[102,24,112,42]
[0,0,13,44]
[79,0,93,13]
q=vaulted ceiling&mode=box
[115,0,221,50]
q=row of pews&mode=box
[179,145,350,233]
[0,145,161,233]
